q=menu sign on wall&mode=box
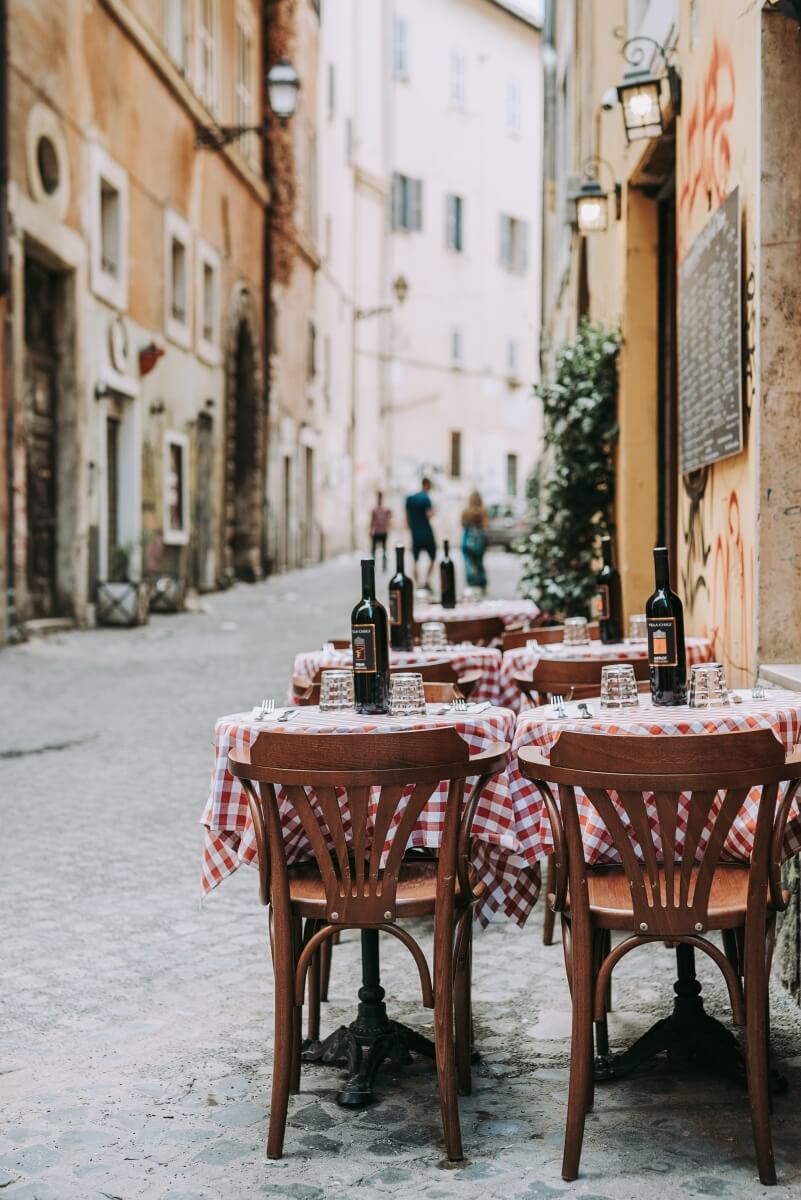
[678,187,743,475]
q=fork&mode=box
[451,698,467,713]
[258,698,275,720]
[552,694,567,719]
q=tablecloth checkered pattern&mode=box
[202,704,541,926]
[507,690,801,866]
[414,598,539,629]
[292,645,503,704]
[498,636,714,713]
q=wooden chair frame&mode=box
[292,664,482,706]
[519,730,801,1185]
[414,616,505,646]
[229,728,509,1162]
[502,623,601,652]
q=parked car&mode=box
[485,503,530,551]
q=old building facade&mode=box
[3,0,268,642]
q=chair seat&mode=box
[287,857,481,919]
[554,864,786,932]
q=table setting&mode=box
[413,595,539,629]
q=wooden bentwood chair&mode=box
[414,615,505,646]
[514,657,650,949]
[292,662,482,706]
[502,623,601,653]
[229,728,510,1162]
[518,730,801,1186]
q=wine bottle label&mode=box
[647,617,678,667]
[595,585,610,620]
[352,624,377,673]
[388,591,402,625]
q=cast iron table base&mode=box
[301,928,435,1107]
[594,944,788,1094]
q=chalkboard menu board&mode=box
[678,187,743,475]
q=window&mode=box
[197,0,217,112]
[306,129,318,241]
[345,116,353,166]
[391,173,423,231]
[165,209,192,347]
[506,81,522,137]
[196,239,220,361]
[450,50,466,109]
[446,193,463,252]
[507,338,519,375]
[506,452,519,498]
[90,145,128,309]
[165,0,187,71]
[307,320,317,381]
[164,432,190,545]
[450,431,462,479]
[394,16,409,80]
[323,335,331,411]
[327,63,336,119]
[499,214,529,274]
[450,326,463,368]
[235,9,255,161]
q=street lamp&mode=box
[571,158,621,235]
[196,57,300,149]
[615,36,682,142]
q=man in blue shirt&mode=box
[405,477,436,588]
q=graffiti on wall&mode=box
[677,38,736,262]
[711,491,754,679]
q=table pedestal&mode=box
[594,944,787,1093]
[301,928,435,1107]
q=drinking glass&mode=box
[599,664,640,709]
[388,672,426,716]
[319,669,355,711]
[421,620,447,649]
[688,663,729,708]
[627,614,648,643]
[462,586,482,602]
[563,617,591,646]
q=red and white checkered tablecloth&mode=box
[292,646,503,704]
[498,636,715,712]
[202,704,540,926]
[508,690,801,866]
[414,598,539,629]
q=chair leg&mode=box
[434,914,463,1161]
[722,928,741,978]
[307,946,321,1044]
[319,934,333,1002]
[454,913,473,1096]
[562,923,593,1181]
[744,932,776,1185]
[290,917,303,1094]
[266,914,296,1159]
[543,855,556,945]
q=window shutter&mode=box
[456,196,463,251]
[391,173,403,229]
[446,195,454,248]
[412,178,423,231]
[519,220,529,274]
[499,214,509,266]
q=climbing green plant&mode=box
[518,321,621,618]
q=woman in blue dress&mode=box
[461,490,489,593]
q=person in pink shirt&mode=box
[369,491,392,569]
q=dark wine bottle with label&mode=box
[646,546,687,706]
[388,545,414,651]
[351,558,391,714]
[595,534,624,644]
[440,539,457,609]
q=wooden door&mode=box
[657,183,678,561]
[24,260,58,618]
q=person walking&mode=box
[405,477,436,589]
[369,491,392,569]
[461,489,489,594]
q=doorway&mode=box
[304,445,314,563]
[657,178,678,559]
[224,312,264,580]
[24,258,59,618]
[194,411,215,589]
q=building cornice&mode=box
[484,0,542,32]
[99,0,270,205]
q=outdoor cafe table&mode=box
[202,703,540,926]
[292,644,503,704]
[414,597,539,629]
[498,634,715,712]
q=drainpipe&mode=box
[539,0,556,377]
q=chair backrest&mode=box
[546,730,795,937]
[327,639,351,650]
[529,656,650,700]
[240,728,476,924]
[423,681,459,703]
[291,676,319,704]
[504,623,601,651]
[392,660,458,683]
[442,616,505,645]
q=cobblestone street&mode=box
[2,552,801,1199]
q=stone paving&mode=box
[1,551,801,1199]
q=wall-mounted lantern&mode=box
[570,158,622,235]
[615,36,682,142]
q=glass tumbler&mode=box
[388,672,426,716]
[627,614,648,643]
[563,617,591,646]
[600,664,640,709]
[421,620,448,649]
[688,663,729,708]
[319,669,355,712]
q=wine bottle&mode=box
[388,545,414,651]
[440,539,457,609]
[595,534,624,644]
[646,546,687,706]
[351,558,391,714]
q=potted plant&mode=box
[96,543,151,627]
